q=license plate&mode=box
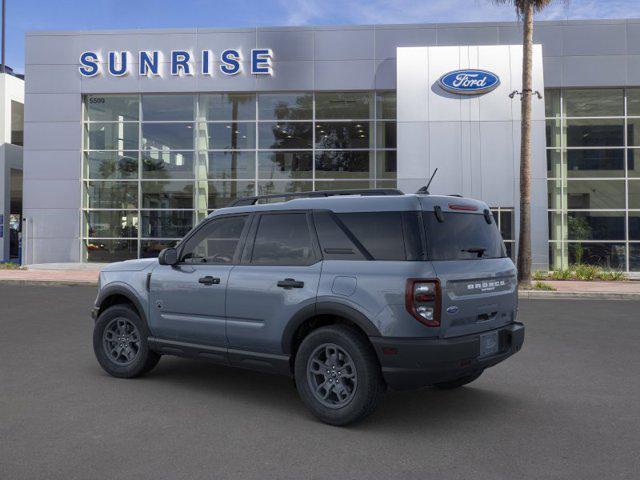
[479,331,499,358]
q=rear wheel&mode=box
[93,304,160,378]
[433,370,483,390]
[294,325,386,426]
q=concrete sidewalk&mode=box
[1,265,639,299]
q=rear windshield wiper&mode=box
[461,247,487,258]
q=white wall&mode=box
[397,45,548,270]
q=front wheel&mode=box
[294,325,386,426]
[93,304,160,378]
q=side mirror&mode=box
[158,247,178,266]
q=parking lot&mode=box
[1,284,639,479]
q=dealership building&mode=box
[20,18,640,272]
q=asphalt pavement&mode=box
[1,285,639,480]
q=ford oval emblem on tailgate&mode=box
[446,305,459,314]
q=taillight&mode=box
[405,279,441,327]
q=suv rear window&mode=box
[423,212,507,261]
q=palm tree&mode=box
[494,0,553,287]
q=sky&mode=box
[5,0,640,73]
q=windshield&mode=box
[423,211,507,261]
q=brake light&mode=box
[405,279,441,327]
[448,203,478,211]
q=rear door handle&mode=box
[277,278,304,289]
[198,276,220,286]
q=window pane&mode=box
[629,213,640,241]
[567,211,625,240]
[316,92,373,119]
[258,93,312,120]
[629,180,640,209]
[547,149,562,178]
[313,211,365,260]
[258,122,312,149]
[258,151,312,179]
[142,181,194,209]
[315,122,372,149]
[376,91,396,119]
[566,119,624,147]
[546,119,562,148]
[199,93,255,121]
[181,215,247,264]
[627,118,640,147]
[629,149,640,178]
[257,180,312,198]
[208,181,256,209]
[563,89,623,117]
[202,151,255,179]
[315,180,376,190]
[568,243,626,269]
[567,149,625,178]
[376,179,398,189]
[376,122,396,148]
[627,88,640,116]
[567,180,625,209]
[85,211,138,238]
[142,94,194,121]
[84,151,139,179]
[548,179,565,210]
[499,211,513,240]
[315,151,373,179]
[142,123,194,150]
[252,213,314,265]
[376,151,397,179]
[85,122,139,150]
[544,89,560,118]
[141,211,193,238]
[85,95,139,122]
[85,239,137,262]
[198,122,255,150]
[142,150,195,179]
[338,212,406,260]
[86,181,138,209]
[10,101,23,146]
[141,239,179,258]
[630,244,640,271]
[423,212,506,260]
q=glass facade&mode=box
[81,92,397,261]
[546,88,640,272]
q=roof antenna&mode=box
[416,168,438,195]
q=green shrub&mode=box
[573,264,601,281]
[533,281,556,291]
[532,270,548,281]
[550,268,572,280]
[597,270,627,281]
[0,262,22,270]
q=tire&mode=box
[93,304,160,379]
[294,325,386,426]
[433,370,483,390]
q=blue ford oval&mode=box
[439,69,500,95]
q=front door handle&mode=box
[198,276,220,286]
[277,278,304,289]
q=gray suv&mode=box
[91,189,524,425]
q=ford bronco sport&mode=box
[91,189,524,425]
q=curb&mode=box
[519,290,640,301]
[0,279,98,287]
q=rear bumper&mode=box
[370,322,524,390]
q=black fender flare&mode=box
[281,301,381,355]
[95,283,148,326]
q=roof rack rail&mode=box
[226,188,404,207]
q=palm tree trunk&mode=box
[517,2,534,287]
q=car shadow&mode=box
[117,356,526,430]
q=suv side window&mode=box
[180,215,248,264]
[251,213,316,266]
[336,212,407,261]
[313,211,366,260]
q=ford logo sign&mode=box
[438,69,500,95]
